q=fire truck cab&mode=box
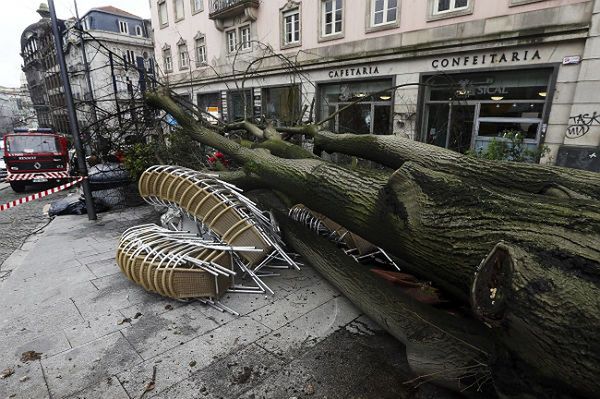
[3,128,70,193]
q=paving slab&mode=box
[63,375,129,399]
[117,316,272,397]
[249,278,339,330]
[121,301,222,360]
[150,343,285,399]
[0,359,51,399]
[84,257,121,279]
[241,326,411,399]
[255,296,361,360]
[41,331,142,398]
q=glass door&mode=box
[448,104,476,153]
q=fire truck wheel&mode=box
[9,181,26,193]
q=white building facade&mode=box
[64,6,155,133]
[0,80,38,137]
[150,0,600,171]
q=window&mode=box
[197,92,221,123]
[118,21,129,34]
[124,50,136,66]
[428,0,473,20]
[163,47,173,72]
[240,25,251,50]
[191,0,203,13]
[135,25,143,36]
[371,0,398,26]
[174,0,185,21]
[228,90,253,121]
[319,80,393,135]
[158,1,168,26]
[435,0,468,13]
[510,0,544,5]
[421,69,552,154]
[226,30,236,53]
[283,9,300,46]
[178,44,189,69]
[321,0,343,37]
[263,86,301,125]
[195,36,207,65]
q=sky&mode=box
[0,0,151,88]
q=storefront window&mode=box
[197,92,221,123]
[422,68,552,153]
[228,89,253,121]
[263,85,301,125]
[319,79,393,135]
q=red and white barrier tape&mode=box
[0,176,85,212]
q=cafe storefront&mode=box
[317,75,394,136]
[420,66,556,154]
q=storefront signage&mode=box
[432,49,541,69]
[328,66,380,79]
[563,55,581,65]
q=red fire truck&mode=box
[3,128,71,193]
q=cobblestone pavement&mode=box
[0,183,69,278]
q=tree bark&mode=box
[252,139,319,160]
[312,132,600,200]
[250,191,493,395]
[471,242,600,398]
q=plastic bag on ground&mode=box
[48,194,109,217]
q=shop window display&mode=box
[422,68,553,153]
[263,85,301,125]
[319,79,393,135]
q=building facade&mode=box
[20,3,70,133]
[64,6,155,133]
[150,0,600,171]
[0,80,38,137]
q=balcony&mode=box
[209,0,259,21]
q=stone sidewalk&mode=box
[0,205,448,399]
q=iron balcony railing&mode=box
[209,0,259,19]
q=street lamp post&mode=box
[47,0,96,220]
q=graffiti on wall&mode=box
[566,112,600,139]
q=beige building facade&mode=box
[150,0,600,171]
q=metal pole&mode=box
[48,0,97,220]
[74,0,99,145]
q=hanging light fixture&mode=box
[491,96,504,101]
[538,91,547,97]
[380,95,391,100]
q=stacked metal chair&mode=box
[117,224,264,314]
[128,166,299,305]
[289,204,399,270]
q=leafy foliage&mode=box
[123,142,159,181]
[467,130,549,163]
[123,129,219,180]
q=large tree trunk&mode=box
[312,131,600,200]
[250,190,493,394]
[146,92,600,397]
[472,242,600,398]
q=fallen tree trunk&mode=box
[311,131,600,200]
[472,242,600,398]
[146,92,600,397]
[250,191,493,395]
